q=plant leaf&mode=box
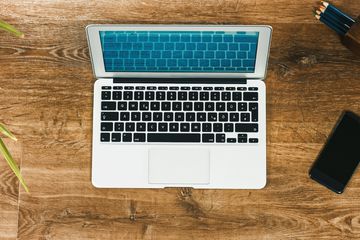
[0,123,18,141]
[0,19,24,38]
[0,138,29,193]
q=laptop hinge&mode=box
[113,78,247,84]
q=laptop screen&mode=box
[99,30,259,73]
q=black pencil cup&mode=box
[341,16,360,56]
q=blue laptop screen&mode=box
[99,30,259,73]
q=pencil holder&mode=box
[341,16,360,56]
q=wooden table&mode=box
[1,0,360,239]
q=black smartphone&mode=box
[309,111,360,194]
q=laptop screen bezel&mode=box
[86,24,272,79]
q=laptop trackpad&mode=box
[148,148,210,184]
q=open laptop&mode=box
[86,25,272,189]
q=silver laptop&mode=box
[86,25,272,189]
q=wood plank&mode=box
[0,0,359,239]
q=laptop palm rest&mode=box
[148,148,210,184]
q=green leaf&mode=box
[0,19,24,38]
[0,138,29,193]
[0,123,18,141]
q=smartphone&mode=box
[309,111,360,194]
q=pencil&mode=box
[319,6,351,30]
[321,1,355,27]
[314,13,346,36]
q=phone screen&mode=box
[310,111,360,193]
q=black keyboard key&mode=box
[152,112,162,121]
[235,124,258,132]
[248,87,258,91]
[230,113,239,122]
[186,112,195,121]
[175,112,184,121]
[142,112,152,121]
[189,92,198,100]
[140,102,149,111]
[249,103,258,122]
[102,86,111,90]
[113,86,123,90]
[183,102,193,111]
[123,91,133,100]
[158,86,168,90]
[172,102,182,111]
[227,102,236,111]
[115,122,124,131]
[203,87,213,90]
[111,133,121,142]
[211,92,220,101]
[156,91,166,100]
[101,112,118,121]
[123,133,132,142]
[200,92,209,100]
[232,92,242,101]
[202,134,215,143]
[224,123,234,132]
[118,102,127,110]
[215,87,224,90]
[159,123,168,132]
[208,113,217,121]
[170,86,179,90]
[136,86,145,90]
[161,102,171,111]
[192,86,201,90]
[178,91,187,100]
[169,123,179,132]
[147,86,156,90]
[238,133,248,143]
[101,101,116,110]
[145,91,155,100]
[101,133,110,142]
[164,112,173,121]
[216,102,225,111]
[219,113,228,122]
[216,134,225,143]
[136,122,146,132]
[213,123,223,132]
[197,112,206,121]
[128,102,138,111]
[124,86,134,90]
[120,112,130,121]
[134,91,144,100]
[227,138,236,143]
[125,122,135,131]
[112,91,122,100]
[238,102,247,111]
[180,123,190,132]
[101,122,113,131]
[249,138,258,143]
[148,133,200,142]
[131,112,141,121]
[191,123,201,132]
[202,123,212,132]
[205,102,215,111]
[101,91,111,100]
[150,102,160,111]
[167,91,177,100]
[194,102,204,111]
[237,87,246,91]
[241,113,250,122]
[243,92,258,101]
[221,92,231,101]
[134,133,146,142]
[181,87,190,90]
[148,122,157,132]
[226,87,235,90]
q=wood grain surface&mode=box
[1,0,360,239]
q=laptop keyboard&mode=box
[100,85,260,144]
[100,31,258,72]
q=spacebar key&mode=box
[147,133,201,142]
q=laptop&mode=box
[86,25,272,189]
